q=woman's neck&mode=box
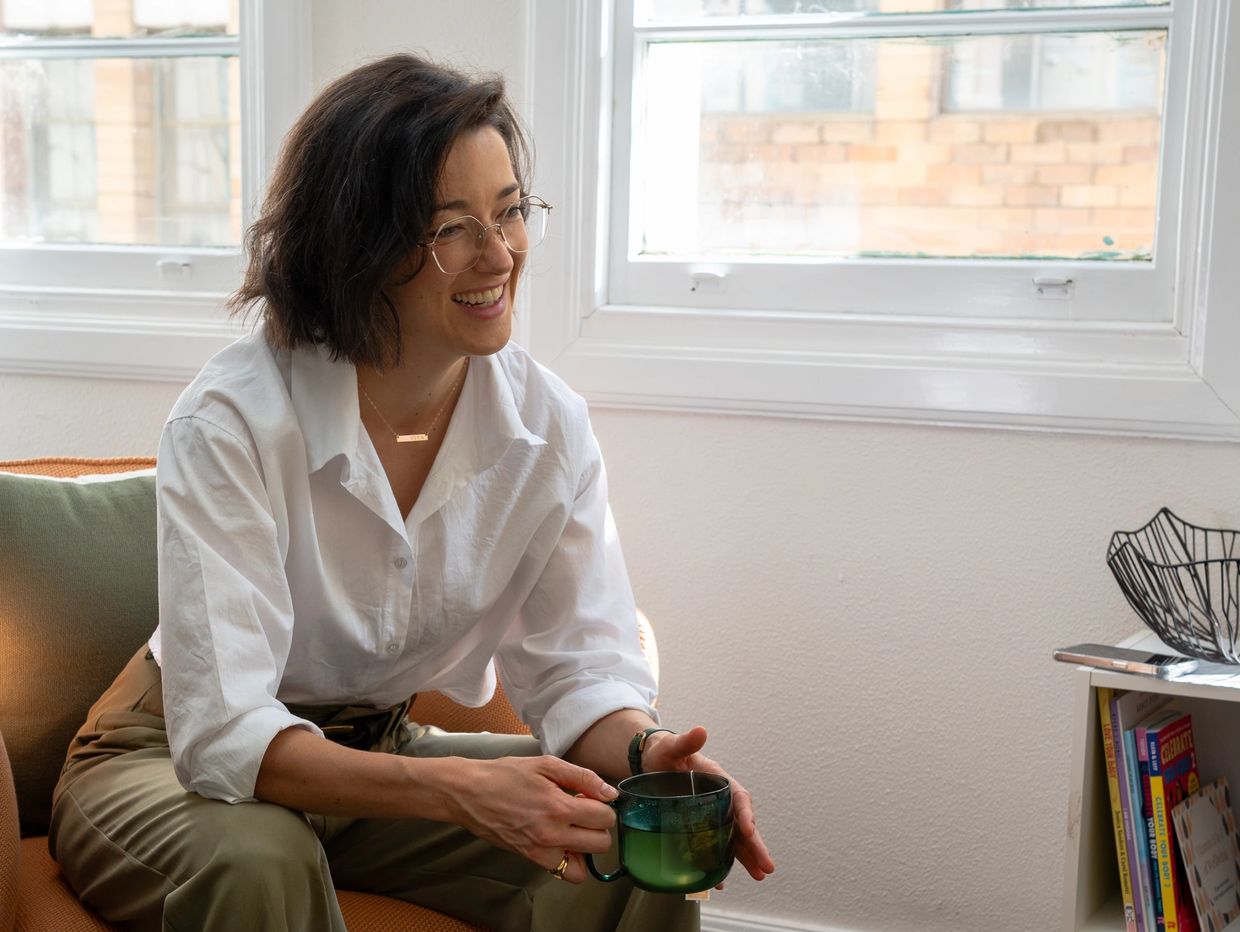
[356,354,469,436]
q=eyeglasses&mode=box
[420,195,552,275]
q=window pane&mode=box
[637,30,1163,261]
[1,0,236,39]
[642,0,1165,18]
[0,55,241,246]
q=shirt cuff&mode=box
[537,682,659,758]
[176,705,324,804]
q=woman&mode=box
[48,52,773,932]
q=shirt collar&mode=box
[289,342,363,475]
[288,342,546,481]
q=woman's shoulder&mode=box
[491,339,587,418]
[491,342,591,439]
[167,330,291,439]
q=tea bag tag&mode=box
[685,890,711,902]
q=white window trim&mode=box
[521,0,1240,441]
[0,0,311,382]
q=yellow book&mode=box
[1098,687,1137,932]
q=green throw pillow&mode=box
[0,470,158,837]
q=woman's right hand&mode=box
[446,756,618,883]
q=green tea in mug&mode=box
[587,771,734,894]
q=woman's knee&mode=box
[201,800,324,874]
[164,804,344,932]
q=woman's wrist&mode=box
[628,727,676,775]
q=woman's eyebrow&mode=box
[433,183,522,214]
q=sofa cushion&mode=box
[0,470,158,837]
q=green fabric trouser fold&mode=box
[48,646,700,932]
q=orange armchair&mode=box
[0,457,657,932]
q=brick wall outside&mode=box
[698,110,1159,259]
[696,32,1160,262]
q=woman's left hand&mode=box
[640,725,775,883]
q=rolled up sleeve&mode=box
[497,428,659,757]
[155,415,321,803]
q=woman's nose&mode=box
[476,223,514,272]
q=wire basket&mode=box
[1107,508,1240,664]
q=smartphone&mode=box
[1052,642,1199,677]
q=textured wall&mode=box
[3,2,1238,930]
[0,374,182,459]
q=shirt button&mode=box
[386,643,399,654]
[394,557,408,569]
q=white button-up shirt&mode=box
[150,331,657,803]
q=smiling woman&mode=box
[43,51,772,932]
[228,55,532,371]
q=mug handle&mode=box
[585,798,625,882]
[585,852,626,883]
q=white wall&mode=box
[5,2,1240,930]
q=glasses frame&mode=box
[420,195,552,275]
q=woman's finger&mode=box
[541,756,619,801]
[543,848,591,885]
[556,825,614,855]
[735,825,776,880]
[731,783,757,835]
[556,793,618,832]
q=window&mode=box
[0,0,310,381]
[1,1,240,251]
[525,0,1240,438]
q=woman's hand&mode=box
[641,726,775,883]
[447,755,619,883]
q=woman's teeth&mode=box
[452,285,504,307]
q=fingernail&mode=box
[601,783,619,799]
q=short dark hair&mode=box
[229,52,531,369]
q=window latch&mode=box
[1032,275,1073,300]
[157,258,193,281]
[689,266,729,294]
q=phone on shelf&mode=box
[1052,642,1199,678]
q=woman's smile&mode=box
[451,281,509,320]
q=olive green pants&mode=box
[48,648,699,932]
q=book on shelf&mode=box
[1137,708,1183,931]
[1171,776,1240,932]
[1147,710,1202,932]
[1099,687,1139,932]
[1116,690,1175,931]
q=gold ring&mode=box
[550,851,570,880]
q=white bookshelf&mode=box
[1062,631,1240,931]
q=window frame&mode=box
[522,0,1240,440]
[0,0,311,381]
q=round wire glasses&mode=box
[421,195,552,274]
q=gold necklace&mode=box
[359,359,468,443]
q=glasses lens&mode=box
[521,197,548,250]
[431,216,485,274]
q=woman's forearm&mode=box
[254,726,465,819]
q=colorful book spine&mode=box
[1099,687,1139,931]
[1137,715,1171,930]
[1124,723,1158,931]
[1118,691,1175,932]
[1109,693,1147,932]
[1146,712,1201,932]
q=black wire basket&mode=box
[1107,508,1240,664]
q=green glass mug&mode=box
[586,771,735,894]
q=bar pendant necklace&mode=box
[360,359,468,444]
